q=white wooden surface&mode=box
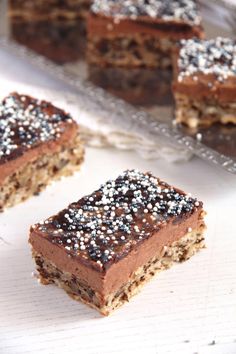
[0,46,236,354]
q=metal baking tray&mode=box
[1,0,236,174]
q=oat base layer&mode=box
[88,35,173,68]
[174,93,236,128]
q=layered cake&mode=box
[0,93,84,211]
[29,170,206,315]
[173,37,236,128]
[87,0,204,68]
[8,0,91,21]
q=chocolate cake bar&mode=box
[29,170,206,316]
[173,37,236,128]
[87,0,204,68]
[8,0,91,21]
[0,93,84,211]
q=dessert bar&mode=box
[0,93,84,211]
[29,170,206,315]
[173,37,236,127]
[87,0,204,68]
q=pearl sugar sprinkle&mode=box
[92,0,201,24]
[0,93,72,160]
[178,37,236,83]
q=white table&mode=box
[0,48,236,354]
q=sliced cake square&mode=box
[173,37,236,127]
[29,170,206,315]
[0,93,84,211]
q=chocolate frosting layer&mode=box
[87,13,204,40]
[173,74,236,102]
[31,170,202,270]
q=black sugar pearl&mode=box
[89,247,102,261]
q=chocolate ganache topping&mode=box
[35,170,201,269]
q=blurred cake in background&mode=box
[87,0,204,68]
[8,0,91,63]
[173,37,236,128]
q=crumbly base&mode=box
[32,226,205,316]
[174,93,236,128]
[0,135,84,211]
[87,35,174,68]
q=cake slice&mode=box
[173,37,236,128]
[0,93,84,211]
[87,0,204,68]
[29,170,206,316]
